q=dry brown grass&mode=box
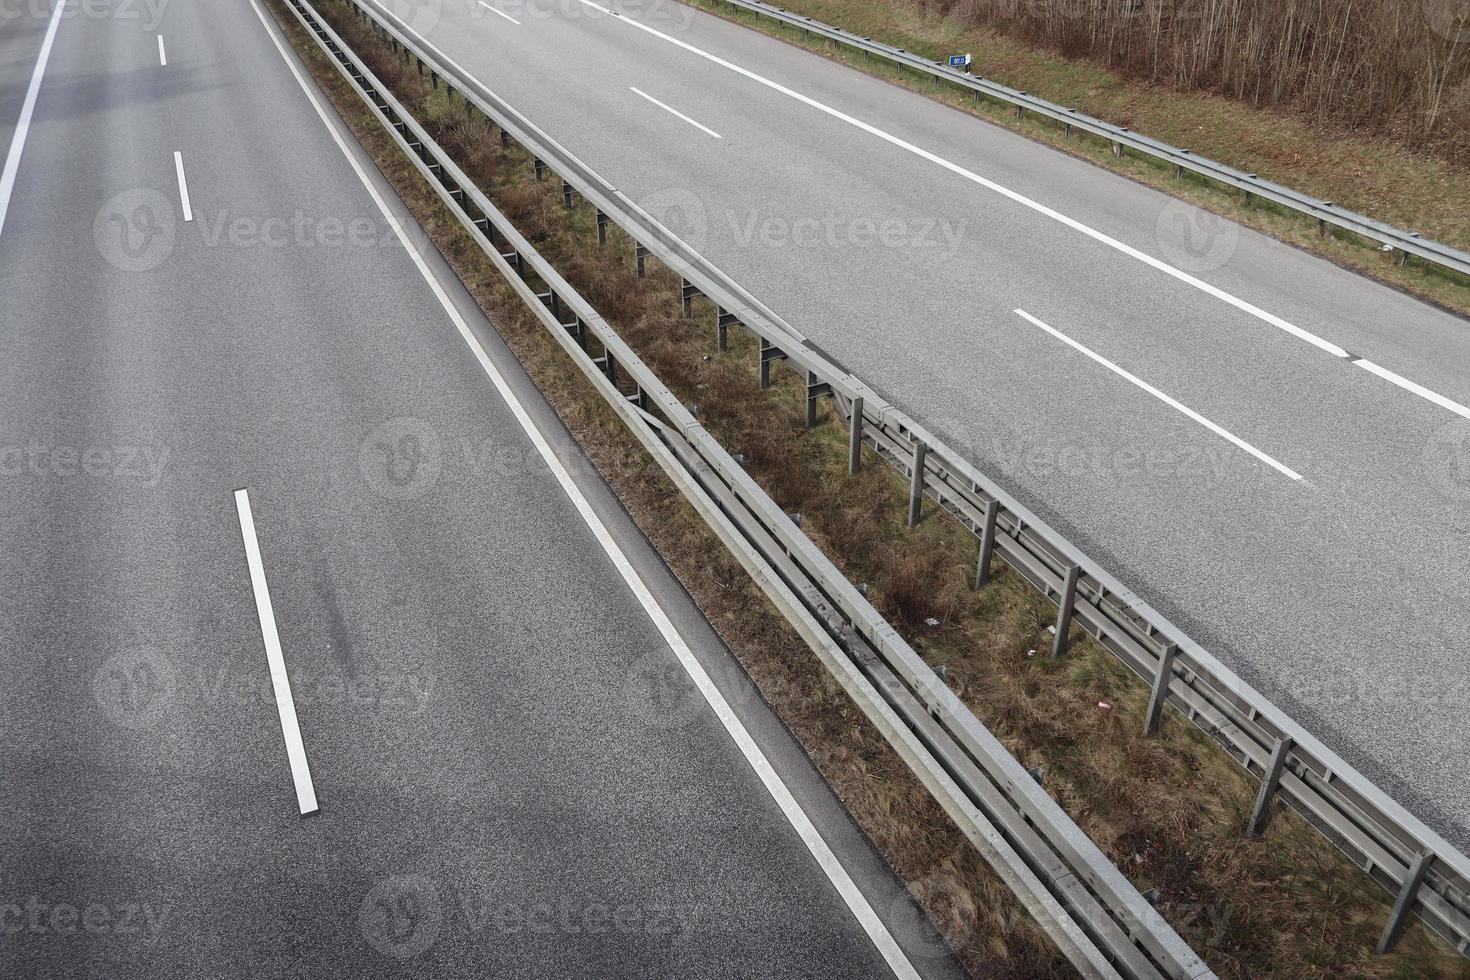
[272,2,1470,977]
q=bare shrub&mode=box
[909,0,1470,161]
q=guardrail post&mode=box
[596,210,608,246]
[499,128,511,150]
[561,179,574,208]
[847,396,863,475]
[716,308,737,352]
[907,439,927,527]
[758,338,785,388]
[1246,736,1294,836]
[429,70,438,90]
[681,279,698,318]
[1050,565,1080,656]
[1377,851,1431,954]
[532,157,545,181]
[1143,642,1179,736]
[975,498,999,588]
[804,374,831,429]
[565,316,587,350]
[635,243,650,278]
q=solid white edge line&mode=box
[572,0,1470,424]
[1014,309,1305,482]
[158,34,167,66]
[243,3,918,975]
[0,0,67,240]
[234,488,320,817]
[629,85,723,138]
[172,150,193,222]
[1353,358,1470,422]
[476,1,520,25]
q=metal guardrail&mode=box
[711,0,1470,280]
[276,0,1216,975]
[291,0,1470,963]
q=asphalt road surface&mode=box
[360,0,1470,850]
[0,0,968,975]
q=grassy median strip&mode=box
[268,1,1470,976]
[683,0,1470,319]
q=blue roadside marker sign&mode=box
[948,53,972,69]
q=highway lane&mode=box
[366,0,1470,847]
[0,0,963,975]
